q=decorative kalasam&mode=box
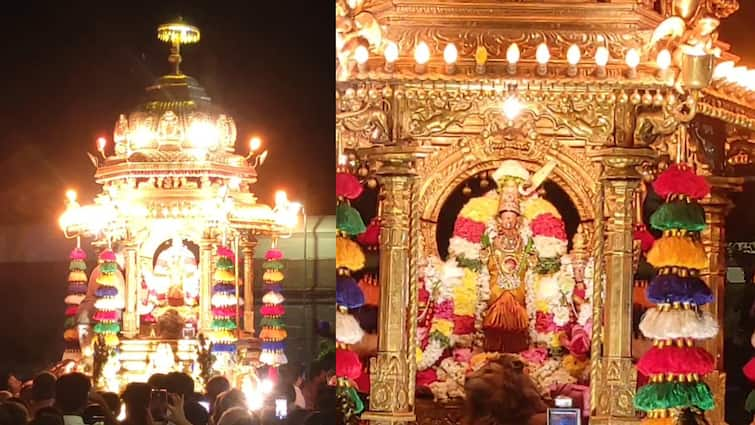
[337,1,754,424]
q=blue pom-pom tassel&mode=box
[96,286,118,297]
[337,276,365,309]
[646,274,713,306]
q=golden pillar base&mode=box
[591,356,638,424]
[703,371,727,425]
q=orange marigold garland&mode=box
[634,164,718,422]
[63,247,88,358]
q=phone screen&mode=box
[150,389,168,421]
[198,401,210,412]
[274,398,287,419]
[547,408,581,425]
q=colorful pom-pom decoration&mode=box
[336,172,364,200]
[210,246,238,352]
[260,247,288,366]
[93,249,122,347]
[634,166,718,422]
[356,217,380,248]
[336,236,366,272]
[336,276,365,310]
[337,203,367,236]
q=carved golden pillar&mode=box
[362,151,419,425]
[199,237,215,334]
[591,148,653,425]
[699,176,742,425]
[242,236,257,334]
[122,242,139,338]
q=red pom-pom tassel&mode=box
[356,217,380,247]
[637,345,715,377]
[336,172,364,200]
[336,348,363,380]
[634,225,656,253]
[652,163,710,200]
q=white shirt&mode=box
[63,416,85,425]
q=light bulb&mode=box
[595,47,609,67]
[384,42,398,63]
[567,44,581,66]
[713,60,734,80]
[506,43,520,64]
[97,137,107,151]
[414,41,430,73]
[657,49,671,71]
[250,137,262,152]
[354,46,369,64]
[275,190,288,206]
[443,43,458,64]
[502,96,522,121]
[66,190,77,203]
[626,48,640,68]
[536,43,550,65]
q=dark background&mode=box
[0,1,333,375]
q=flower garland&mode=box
[63,247,88,358]
[93,249,123,347]
[259,247,288,366]
[634,164,718,423]
[210,246,238,353]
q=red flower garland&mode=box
[530,214,567,241]
[453,217,487,243]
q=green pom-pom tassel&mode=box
[64,317,77,329]
[456,257,481,272]
[337,203,366,236]
[211,319,237,330]
[216,257,234,271]
[69,260,87,271]
[100,262,118,274]
[260,317,285,328]
[634,382,714,412]
[649,200,706,232]
[94,322,121,334]
[745,389,755,412]
[262,260,285,271]
[535,257,561,275]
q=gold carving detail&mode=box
[368,352,411,413]
[593,357,638,419]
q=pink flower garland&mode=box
[453,217,487,243]
[531,214,567,241]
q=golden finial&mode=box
[571,224,589,261]
[157,18,201,75]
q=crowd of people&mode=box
[0,356,335,425]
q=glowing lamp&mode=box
[354,45,369,72]
[625,48,640,78]
[657,49,672,80]
[97,137,107,158]
[131,125,153,148]
[595,46,609,78]
[250,136,262,152]
[475,46,488,74]
[566,44,580,77]
[535,43,549,76]
[384,41,398,72]
[443,43,457,74]
[502,96,522,121]
[261,378,273,394]
[188,120,219,149]
[275,190,289,207]
[506,43,519,75]
[414,41,430,73]
[66,190,77,204]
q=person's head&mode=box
[315,383,335,413]
[122,382,151,413]
[217,406,259,425]
[32,372,56,402]
[184,400,210,425]
[1,373,23,396]
[211,389,245,425]
[31,407,63,425]
[165,372,194,397]
[278,364,304,387]
[98,392,120,416]
[205,375,231,406]
[1,400,30,425]
[462,355,544,425]
[54,373,91,415]
[148,373,167,389]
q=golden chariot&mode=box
[337,0,754,424]
[57,20,302,391]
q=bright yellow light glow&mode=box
[657,49,672,70]
[229,177,241,189]
[338,154,348,165]
[250,137,262,152]
[713,60,735,80]
[536,43,550,65]
[336,31,344,50]
[261,378,273,394]
[384,42,398,63]
[131,125,154,148]
[728,66,748,85]
[66,190,77,203]
[502,96,522,121]
[567,44,581,66]
[595,47,609,67]
[241,374,264,411]
[506,43,520,64]
[443,44,458,64]
[275,190,288,206]
[354,46,369,64]
[97,137,107,151]
[626,48,640,68]
[187,120,219,149]
[414,42,430,65]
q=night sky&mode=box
[0,1,334,224]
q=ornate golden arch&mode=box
[417,135,599,257]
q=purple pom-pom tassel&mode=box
[646,274,714,306]
[337,276,365,309]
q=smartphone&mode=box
[150,389,168,421]
[547,408,581,425]
[274,398,287,419]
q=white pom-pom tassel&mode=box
[639,307,718,340]
[336,310,365,344]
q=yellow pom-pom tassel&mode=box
[336,237,365,272]
[68,271,87,282]
[259,327,288,341]
[214,269,235,282]
[97,273,118,286]
[646,236,707,270]
[263,270,284,283]
[63,328,78,341]
[104,334,119,347]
